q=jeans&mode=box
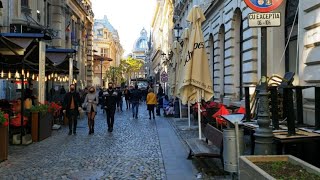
[117,99,123,111]
[106,108,116,129]
[132,102,139,118]
[67,109,78,133]
[125,99,130,109]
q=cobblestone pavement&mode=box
[0,105,167,180]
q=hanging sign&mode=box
[248,13,281,27]
[244,0,284,13]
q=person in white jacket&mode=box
[83,86,99,135]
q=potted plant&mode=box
[30,103,53,142]
[0,111,9,162]
[239,155,320,180]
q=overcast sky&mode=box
[92,0,157,56]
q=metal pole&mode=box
[244,87,251,122]
[197,90,202,139]
[100,59,103,86]
[179,99,182,119]
[188,101,191,128]
[20,74,24,145]
[254,27,273,155]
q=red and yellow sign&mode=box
[244,0,284,13]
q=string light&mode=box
[48,75,51,80]
[15,70,19,78]
[55,73,57,78]
[8,72,11,79]
[27,71,30,78]
[36,76,39,81]
[21,69,25,76]
[1,70,3,78]
[45,76,47,82]
[32,74,35,80]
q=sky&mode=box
[92,0,157,56]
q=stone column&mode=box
[38,41,46,103]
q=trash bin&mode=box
[223,128,244,173]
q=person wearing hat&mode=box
[62,84,81,135]
[83,86,99,135]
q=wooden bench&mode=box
[185,123,224,166]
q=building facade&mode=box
[93,16,123,87]
[0,0,94,100]
[172,0,320,125]
[150,0,174,93]
[132,28,149,79]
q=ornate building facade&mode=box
[172,0,320,125]
[0,0,94,100]
[93,15,123,87]
[132,28,149,79]
[149,0,174,92]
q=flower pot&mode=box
[0,125,8,162]
[31,112,53,142]
[239,155,320,180]
[38,112,53,141]
[31,112,39,142]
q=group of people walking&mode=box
[62,82,161,135]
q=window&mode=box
[285,0,299,75]
[219,25,225,99]
[21,0,28,7]
[46,3,51,27]
[101,48,109,57]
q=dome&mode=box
[133,28,149,52]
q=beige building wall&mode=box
[93,17,123,87]
[151,0,174,91]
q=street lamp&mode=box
[94,54,112,87]
[173,23,183,41]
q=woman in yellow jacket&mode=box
[146,88,157,120]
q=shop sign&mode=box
[244,0,284,13]
[248,13,281,27]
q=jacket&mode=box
[130,88,142,103]
[146,92,157,105]
[63,91,81,116]
[83,93,99,112]
[103,89,118,110]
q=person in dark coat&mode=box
[116,87,123,112]
[130,85,142,119]
[62,84,81,135]
[103,82,118,132]
[157,83,164,97]
[123,86,131,109]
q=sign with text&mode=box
[248,13,281,27]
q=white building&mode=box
[173,0,320,126]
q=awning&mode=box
[93,54,113,61]
[0,33,51,56]
[46,48,76,66]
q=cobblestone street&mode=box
[0,104,198,180]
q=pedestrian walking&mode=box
[82,86,98,135]
[157,83,164,97]
[124,86,131,109]
[130,84,142,119]
[116,87,123,112]
[62,84,81,135]
[103,82,117,132]
[146,88,157,120]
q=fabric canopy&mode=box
[170,40,182,97]
[46,48,76,66]
[177,28,190,99]
[179,6,213,105]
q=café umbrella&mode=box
[179,5,214,139]
[177,28,193,124]
[171,40,182,97]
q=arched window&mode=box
[234,8,244,100]
[209,34,215,94]
[285,0,299,76]
[218,25,225,100]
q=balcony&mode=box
[74,0,94,19]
